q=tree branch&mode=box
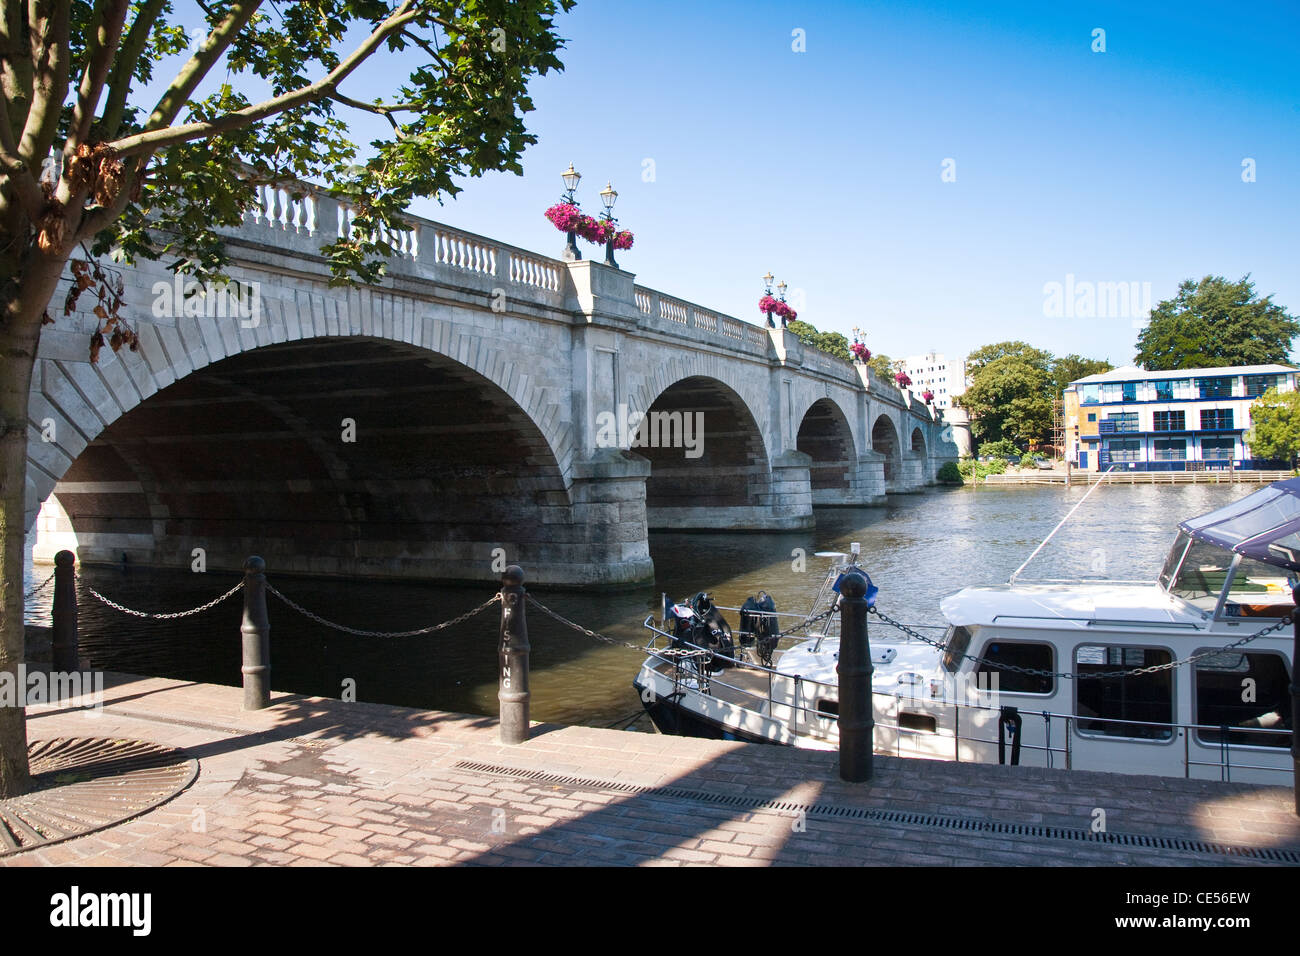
[110,2,421,157]
[142,0,263,132]
[98,0,167,139]
[69,0,132,148]
[17,0,71,169]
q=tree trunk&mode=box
[0,321,38,799]
[0,241,69,799]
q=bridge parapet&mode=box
[632,284,770,355]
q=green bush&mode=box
[978,439,1020,460]
[937,461,963,483]
[1019,453,1038,469]
[985,457,1008,475]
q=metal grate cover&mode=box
[0,737,197,857]
[453,760,1300,864]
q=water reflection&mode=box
[22,483,1255,729]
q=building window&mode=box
[1121,381,1137,402]
[1246,374,1281,397]
[1200,409,1234,430]
[1155,380,1173,400]
[1106,438,1142,461]
[1153,410,1185,431]
[1199,376,1233,399]
[1076,646,1174,740]
[1087,413,1096,422]
[1201,436,1235,460]
[1154,438,1186,460]
[1101,412,1137,434]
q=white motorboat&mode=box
[634,478,1298,782]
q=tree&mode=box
[961,342,1053,446]
[0,0,574,798]
[786,319,850,362]
[866,353,893,380]
[1247,387,1300,465]
[1135,275,1299,370]
[1051,354,1112,396]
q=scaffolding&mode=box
[1051,397,1064,460]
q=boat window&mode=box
[1194,652,1291,749]
[1220,557,1296,618]
[815,699,839,721]
[975,641,1054,695]
[1169,539,1234,610]
[1157,532,1191,591]
[942,625,972,673]
[1075,646,1174,741]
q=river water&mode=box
[21,482,1256,729]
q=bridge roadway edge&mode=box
[6,672,1296,867]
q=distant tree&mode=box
[967,341,1052,378]
[962,343,1053,446]
[786,320,850,362]
[1051,354,1113,395]
[1247,387,1300,465]
[1135,275,1298,370]
[866,353,894,380]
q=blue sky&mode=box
[148,1,1300,366]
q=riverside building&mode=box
[1063,364,1298,472]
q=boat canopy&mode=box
[1181,478,1300,571]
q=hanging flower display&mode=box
[545,202,582,232]
[921,389,934,403]
[850,342,871,363]
[894,371,912,388]
[758,294,797,323]
[546,204,635,250]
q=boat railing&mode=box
[639,616,1292,780]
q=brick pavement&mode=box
[3,672,1298,867]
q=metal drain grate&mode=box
[452,760,1300,864]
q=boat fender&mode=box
[998,706,1023,766]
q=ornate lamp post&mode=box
[777,280,789,328]
[560,163,582,261]
[763,272,776,328]
[599,181,619,269]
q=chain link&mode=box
[869,605,1295,680]
[23,571,56,600]
[267,583,499,637]
[86,580,245,619]
[527,595,648,651]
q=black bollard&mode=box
[837,571,874,782]
[498,565,531,745]
[1292,587,1300,815]
[241,556,270,710]
[51,550,79,671]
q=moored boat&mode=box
[633,478,1299,782]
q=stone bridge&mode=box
[24,185,958,586]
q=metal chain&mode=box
[86,580,244,619]
[266,583,499,637]
[527,595,648,651]
[23,571,56,600]
[527,596,837,655]
[869,605,1295,681]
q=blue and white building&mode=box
[1063,364,1298,472]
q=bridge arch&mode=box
[796,398,857,503]
[871,414,901,490]
[27,328,649,585]
[630,375,782,529]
